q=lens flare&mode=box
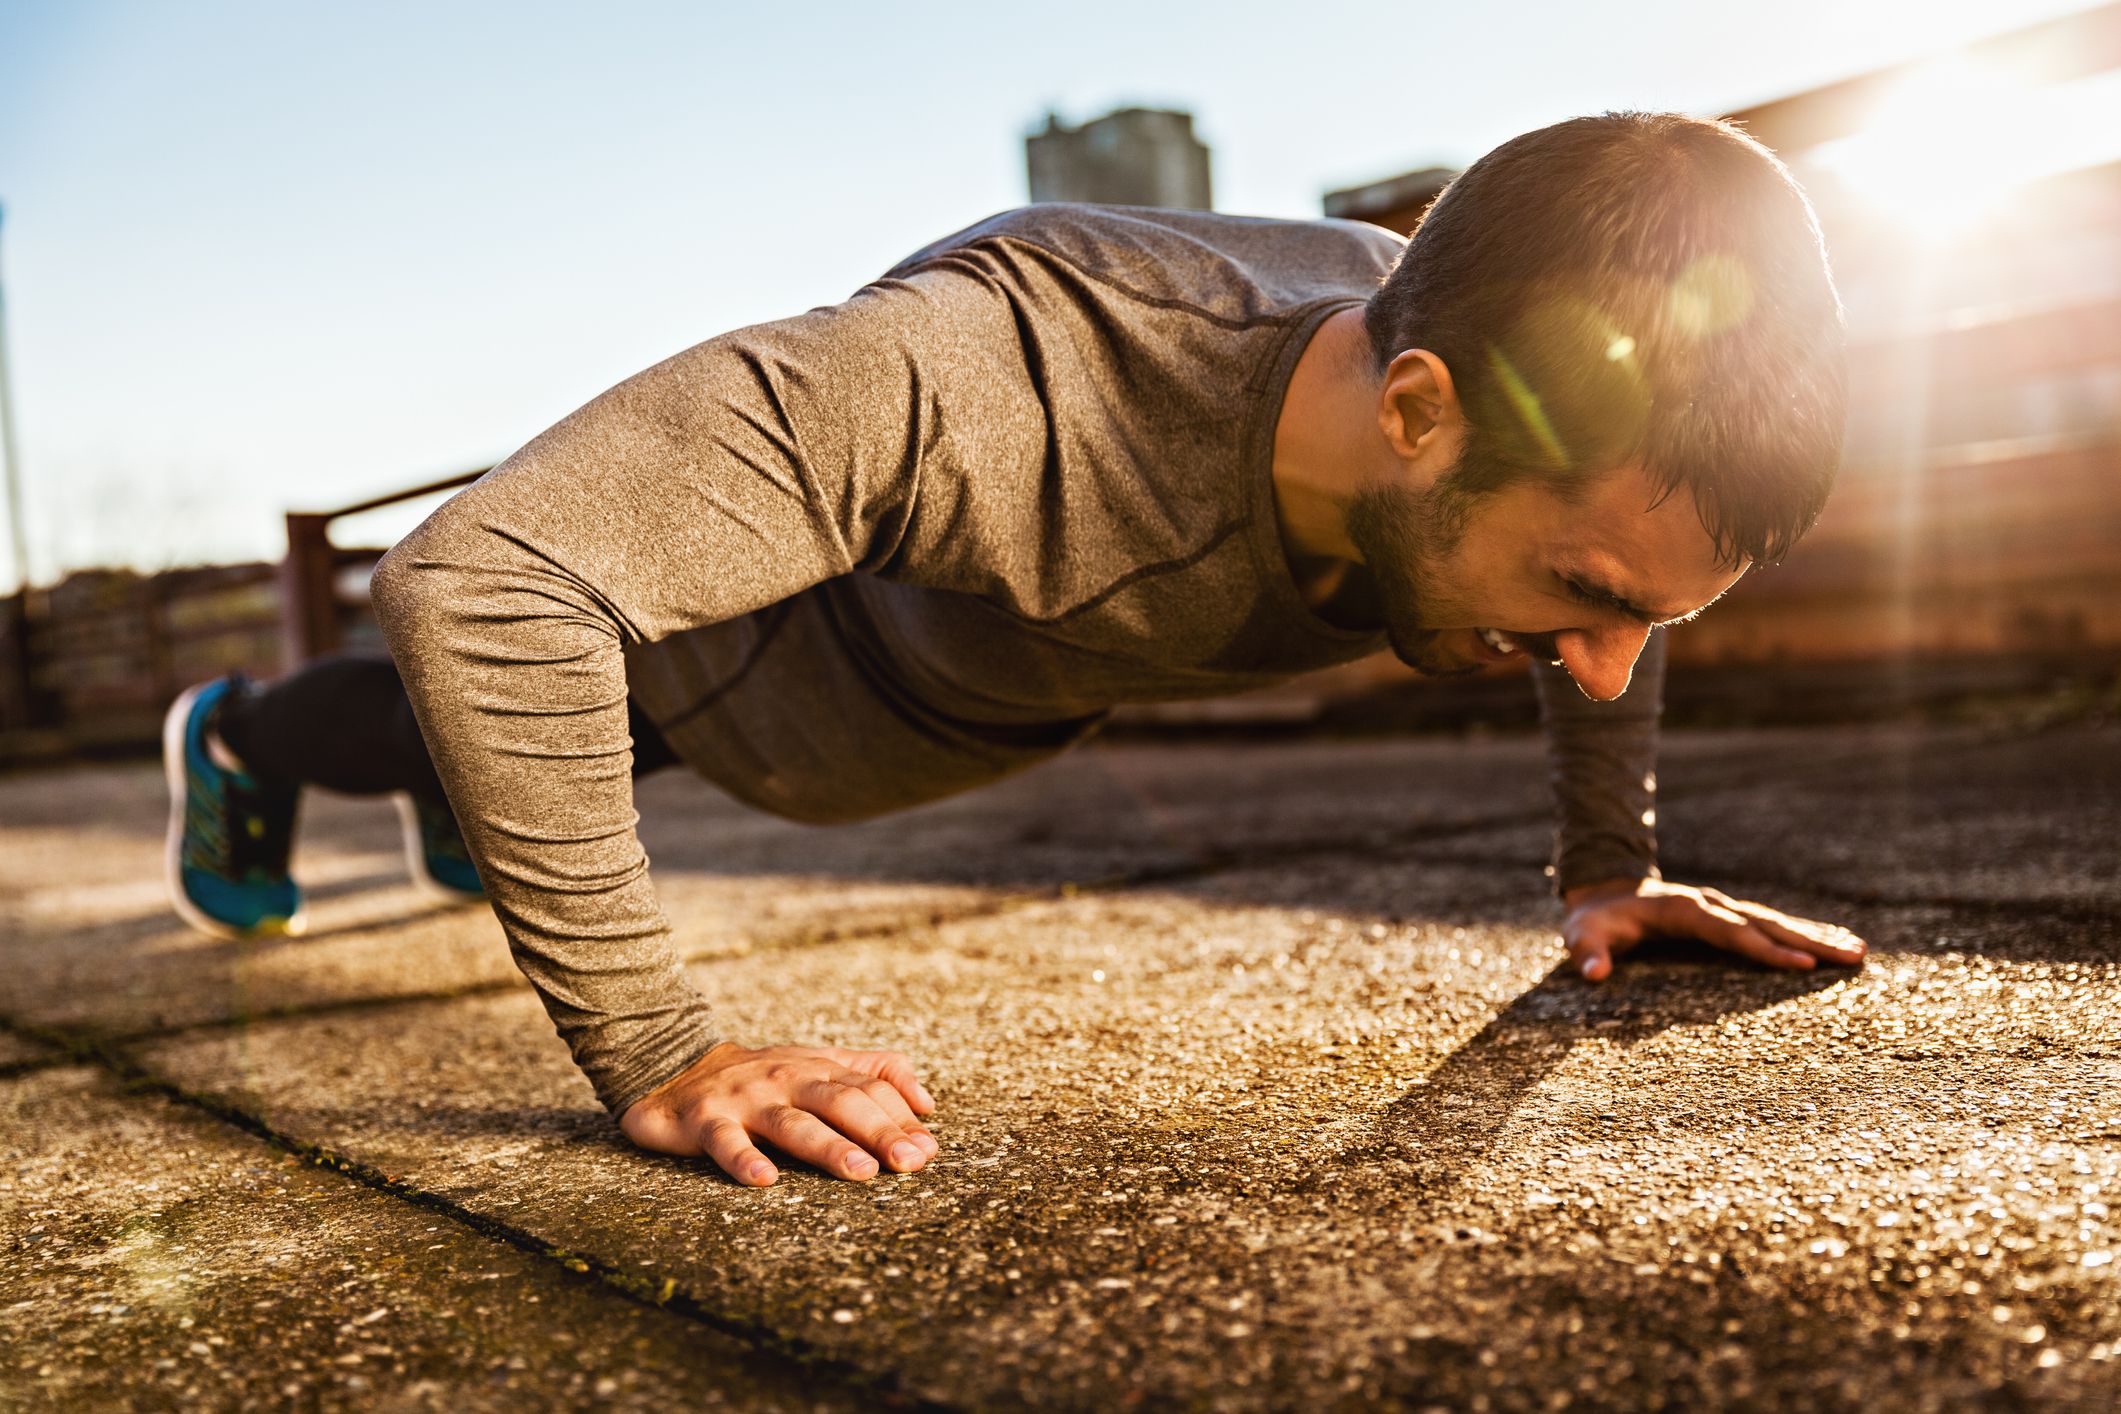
[1813,60,2121,241]
[1666,255,1755,339]
[1485,345,1569,468]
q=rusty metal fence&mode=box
[4,5,2115,756]
[0,470,483,759]
[1,565,279,756]
[276,468,487,665]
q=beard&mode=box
[1342,474,1483,677]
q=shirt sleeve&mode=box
[1529,629,1666,897]
[368,272,970,1116]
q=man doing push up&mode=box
[165,112,1866,1187]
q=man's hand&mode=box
[619,1042,939,1186]
[1561,876,1867,981]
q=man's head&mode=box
[1349,111,1847,697]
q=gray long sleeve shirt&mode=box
[372,204,1660,1116]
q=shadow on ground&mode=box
[3,721,2118,1408]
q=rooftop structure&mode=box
[1321,165,1456,235]
[1311,5,2121,683]
[1025,106,1213,209]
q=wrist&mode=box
[1563,871,1659,911]
[621,1039,744,1124]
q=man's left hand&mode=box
[1561,876,1867,981]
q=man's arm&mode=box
[369,270,1005,1178]
[1531,629,1667,897]
[1531,632,1867,980]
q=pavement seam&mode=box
[0,1051,76,1082]
[0,1010,958,1413]
[7,725,2112,1406]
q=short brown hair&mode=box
[1363,112,1847,566]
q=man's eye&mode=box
[1566,580,1629,614]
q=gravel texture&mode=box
[3,722,2117,1409]
[0,1068,867,1410]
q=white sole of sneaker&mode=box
[393,793,486,905]
[162,681,307,942]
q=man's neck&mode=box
[1270,306,1389,612]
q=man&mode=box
[165,111,1866,1189]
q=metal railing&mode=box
[277,467,488,667]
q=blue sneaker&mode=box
[395,793,486,903]
[162,677,306,940]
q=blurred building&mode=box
[1693,4,2121,670]
[1305,4,2121,715]
[11,21,2119,756]
[1026,107,1213,209]
[1322,166,1455,233]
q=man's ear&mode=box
[1378,349,1462,463]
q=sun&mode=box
[1810,58,2121,243]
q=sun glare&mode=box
[1813,61,2121,242]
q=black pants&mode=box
[215,654,679,803]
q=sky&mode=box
[0,0,2103,584]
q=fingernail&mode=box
[1580,958,1597,978]
[745,1161,775,1186]
[915,1084,936,1110]
[890,1142,922,1169]
[848,1154,878,1178]
[912,1130,939,1155]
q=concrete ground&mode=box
[2,721,2117,1410]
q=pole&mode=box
[0,201,29,594]
[0,201,32,735]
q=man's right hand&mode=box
[618,1042,940,1186]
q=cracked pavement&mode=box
[3,722,2118,1409]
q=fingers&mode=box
[1571,932,1616,983]
[622,1044,943,1187]
[836,1071,939,1159]
[828,1047,938,1116]
[1563,882,1871,985]
[1712,893,1868,966]
[797,1078,929,1173]
[698,1116,778,1188]
[758,1103,881,1182]
[1563,905,1645,984]
[1655,893,1817,971]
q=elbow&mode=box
[367,537,425,650]
[368,519,460,665]
[367,481,624,678]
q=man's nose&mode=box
[1555,622,1653,701]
